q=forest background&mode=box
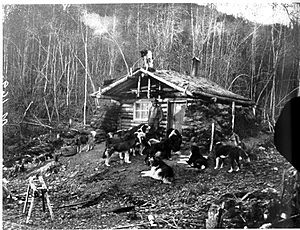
[2,3,300,138]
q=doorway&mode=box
[167,101,186,132]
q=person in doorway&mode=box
[148,98,164,133]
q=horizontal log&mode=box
[121,104,133,108]
[121,116,133,121]
[121,107,133,113]
[120,111,133,116]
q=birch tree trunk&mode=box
[208,18,216,79]
[136,5,140,52]
[250,23,257,100]
[204,15,214,76]
[190,4,195,57]
[52,44,60,121]
[83,26,88,126]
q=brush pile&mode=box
[2,124,96,178]
[182,102,261,150]
[90,103,121,140]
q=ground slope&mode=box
[2,135,295,229]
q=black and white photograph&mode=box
[1,1,300,229]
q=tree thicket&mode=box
[2,3,300,137]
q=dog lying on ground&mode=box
[141,156,174,184]
[214,142,250,173]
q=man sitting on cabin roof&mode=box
[148,99,164,133]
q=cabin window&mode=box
[134,101,151,121]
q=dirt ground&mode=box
[2,134,295,229]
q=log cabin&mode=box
[90,58,254,139]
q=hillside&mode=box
[3,133,299,229]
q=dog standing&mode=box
[141,156,174,184]
[75,131,97,153]
[134,124,151,156]
[103,132,138,166]
[214,142,250,173]
[140,49,154,71]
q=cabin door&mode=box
[167,102,186,132]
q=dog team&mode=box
[97,123,250,184]
[57,122,251,185]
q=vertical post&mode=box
[209,122,215,152]
[158,82,162,99]
[191,57,200,77]
[252,105,256,116]
[231,101,235,132]
[166,100,171,130]
[42,190,46,212]
[147,78,151,99]
[137,75,141,97]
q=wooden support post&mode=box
[42,190,46,212]
[166,100,171,131]
[209,122,215,152]
[231,101,235,132]
[147,78,151,99]
[158,82,161,99]
[137,75,141,97]
[252,105,256,116]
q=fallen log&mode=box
[110,206,135,213]
[113,222,148,229]
[59,146,78,157]
[56,200,90,209]
[57,193,106,209]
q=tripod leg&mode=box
[23,185,30,213]
[45,192,54,220]
[26,191,35,223]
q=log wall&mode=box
[90,98,260,146]
[119,99,168,130]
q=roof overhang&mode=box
[91,68,254,106]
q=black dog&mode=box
[141,156,174,184]
[214,142,250,173]
[187,145,208,170]
[75,131,96,153]
[166,128,182,153]
[102,132,138,166]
